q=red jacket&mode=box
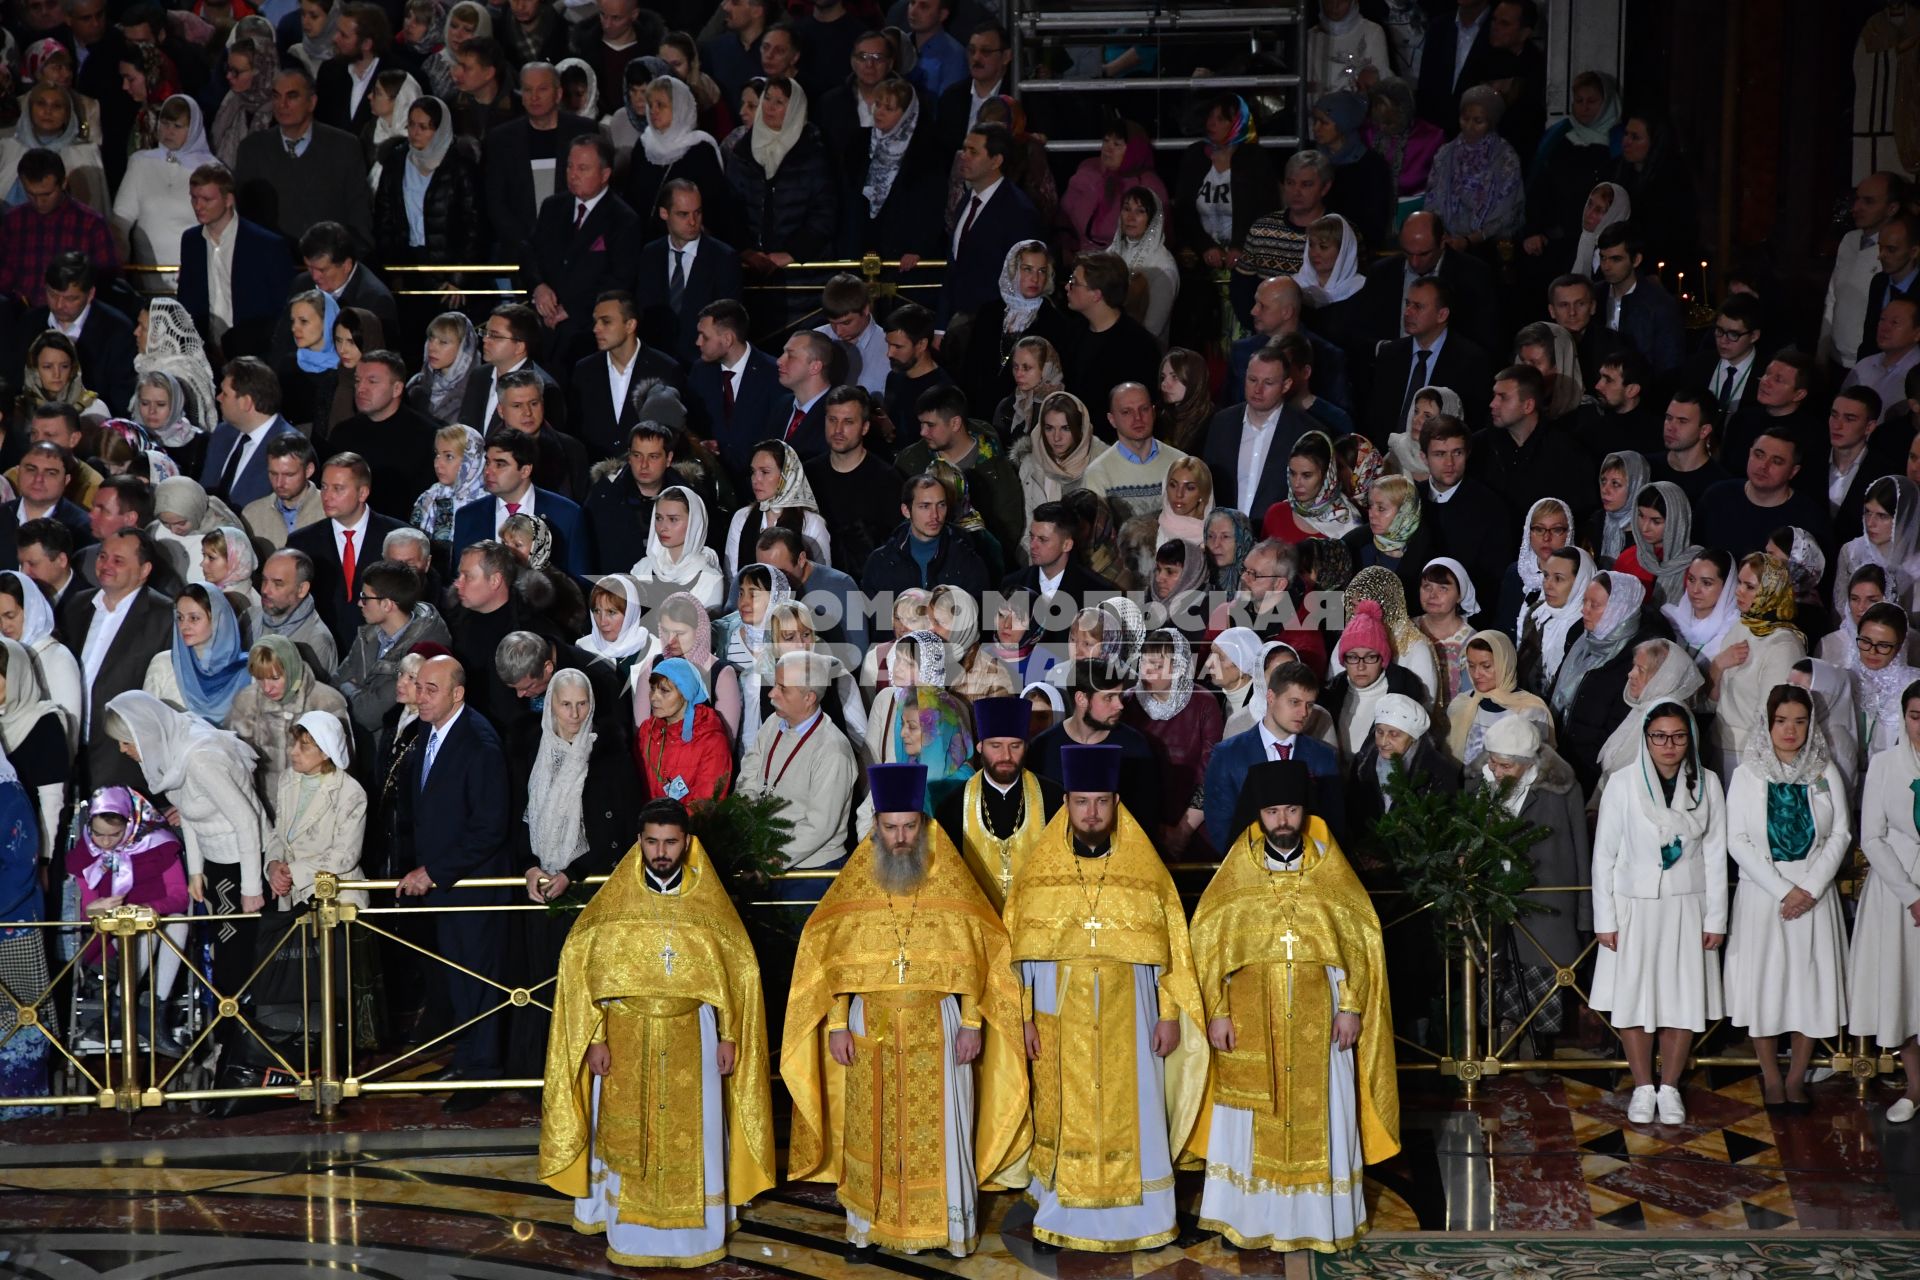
[634,703,734,807]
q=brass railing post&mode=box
[1458,942,1479,1103]
[100,906,156,1112]
[313,873,342,1121]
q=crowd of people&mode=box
[0,0,1918,1264]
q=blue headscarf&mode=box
[171,587,252,722]
[652,656,709,741]
[294,291,341,374]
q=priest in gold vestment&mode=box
[1004,744,1210,1252]
[935,696,1064,911]
[783,763,1031,1260]
[539,799,777,1268]
[1187,761,1400,1253]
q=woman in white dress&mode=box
[1849,677,1920,1125]
[723,440,831,584]
[1708,553,1806,783]
[111,94,215,290]
[1723,684,1851,1110]
[1590,701,1727,1128]
[630,485,725,610]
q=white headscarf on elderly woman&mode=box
[1480,714,1544,815]
[1371,692,1431,804]
[1549,570,1646,718]
[525,668,597,876]
[1386,384,1462,482]
[1595,636,1705,782]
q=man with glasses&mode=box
[935,20,1012,153]
[1236,538,1330,675]
[459,302,567,433]
[333,559,451,734]
[816,28,905,160]
[1679,294,1767,419]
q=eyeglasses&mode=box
[853,51,888,62]
[1712,326,1751,341]
[1857,635,1900,656]
[1646,731,1691,746]
[1529,524,1570,538]
[1342,652,1383,668]
[355,594,387,605]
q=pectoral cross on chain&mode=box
[659,940,677,976]
[1277,928,1300,961]
[1082,915,1105,947]
[893,951,911,984]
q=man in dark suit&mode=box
[480,68,597,259]
[687,299,781,486]
[636,179,743,366]
[1415,0,1500,131]
[1366,277,1495,445]
[525,134,641,368]
[61,529,175,792]
[1470,364,1594,521]
[1596,223,1685,376]
[999,500,1117,641]
[395,653,512,1110]
[14,516,89,615]
[1678,293,1766,421]
[1221,276,1352,412]
[327,351,441,519]
[1203,345,1315,522]
[29,253,137,412]
[934,20,1012,155]
[0,444,93,570]
[200,356,302,509]
[569,290,682,459]
[1416,415,1511,613]
[1357,211,1505,362]
[233,65,373,254]
[450,428,592,576]
[496,370,591,502]
[285,452,406,655]
[1859,213,1918,363]
[73,476,184,598]
[177,165,297,360]
[938,122,1041,328]
[314,2,393,143]
[1202,660,1345,850]
[266,221,401,371]
[764,330,836,462]
[459,303,569,434]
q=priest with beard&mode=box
[1003,744,1210,1253]
[1186,760,1400,1255]
[935,695,1064,911]
[782,764,1032,1261]
[538,799,778,1268]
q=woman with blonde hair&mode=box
[993,334,1063,445]
[405,311,479,424]
[1341,471,1431,593]
[1154,456,1213,550]
[410,423,485,567]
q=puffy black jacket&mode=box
[858,523,990,635]
[726,124,838,259]
[371,137,489,266]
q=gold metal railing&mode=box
[0,868,1901,1116]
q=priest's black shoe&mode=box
[844,1242,875,1263]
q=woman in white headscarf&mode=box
[1570,181,1632,278]
[957,239,1081,413]
[134,297,218,434]
[153,476,244,583]
[1386,385,1461,482]
[103,689,267,993]
[1515,546,1596,697]
[112,94,216,290]
[578,573,661,690]
[1724,683,1851,1111]
[289,0,341,76]
[726,75,835,265]
[632,485,725,610]
[714,564,794,755]
[263,709,366,911]
[1208,626,1266,737]
[625,73,729,241]
[510,667,640,1073]
[0,636,70,862]
[929,584,1016,702]
[1415,555,1480,704]
[1112,185,1180,343]
[1593,638,1706,802]
[723,440,831,582]
[1833,476,1920,621]
[0,82,109,212]
[0,572,81,757]
[852,75,944,263]
[1662,549,1738,677]
[132,371,206,462]
[371,95,485,275]
[364,68,421,190]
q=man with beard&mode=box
[539,799,777,1268]
[1027,660,1163,835]
[783,764,1030,1260]
[1186,760,1399,1254]
[1003,745,1210,1253]
[935,696,1063,910]
[255,549,338,674]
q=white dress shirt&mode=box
[483,356,531,426]
[668,235,701,288]
[202,214,237,335]
[719,349,749,406]
[493,488,537,535]
[346,56,381,119]
[80,589,138,733]
[1821,227,1884,370]
[1257,721,1300,761]
[1235,405,1282,517]
[606,347,637,418]
[50,304,90,340]
[331,508,371,575]
[1713,350,1756,407]
[952,177,1003,258]
[223,420,274,484]
[421,704,466,784]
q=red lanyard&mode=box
[763,714,823,789]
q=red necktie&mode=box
[784,406,804,441]
[958,193,982,246]
[1270,741,1291,761]
[721,370,735,422]
[507,501,521,516]
[340,529,355,603]
[574,201,588,232]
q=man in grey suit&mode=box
[233,65,373,256]
[61,529,175,792]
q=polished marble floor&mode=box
[0,1067,1915,1277]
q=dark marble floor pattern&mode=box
[0,1068,1914,1277]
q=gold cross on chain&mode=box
[893,951,910,984]
[1082,915,1105,947]
[659,940,677,976]
[1277,928,1300,961]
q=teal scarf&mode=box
[1764,782,1815,863]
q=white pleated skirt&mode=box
[1592,894,1724,1033]
[1848,871,1920,1047]
[1724,882,1848,1038]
